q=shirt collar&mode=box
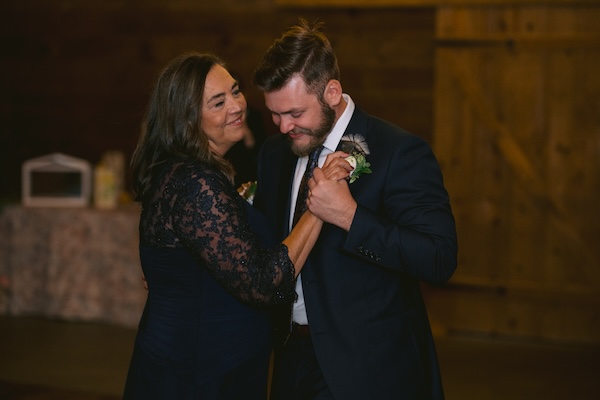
[323,94,355,153]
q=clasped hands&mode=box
[307,151,358,232]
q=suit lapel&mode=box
[336,108,372,196]
[337,107,370,151]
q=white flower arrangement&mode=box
[345,152,372,183]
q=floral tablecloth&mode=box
[0,205,146,328]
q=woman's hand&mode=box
[318,151,353,181]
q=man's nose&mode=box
[279,116,294,134]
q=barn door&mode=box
[429,4,600,343]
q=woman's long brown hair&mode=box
[131,52,235,202]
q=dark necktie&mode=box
[292,145,323,228]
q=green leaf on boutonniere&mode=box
[345,152,372,183]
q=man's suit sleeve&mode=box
[342,134,457,284]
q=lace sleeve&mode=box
[169,162,297,306]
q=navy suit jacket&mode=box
[254,106,458,400]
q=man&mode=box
[252,19,458,400]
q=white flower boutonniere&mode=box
[345,152,372,184]
[237,180,257,204]
[340,134,372,184]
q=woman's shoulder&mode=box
[160,158,231,198]
[169,158,227,183]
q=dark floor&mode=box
[0,316,598,400]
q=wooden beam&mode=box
[275,0,599,7]
[436,36,600,49]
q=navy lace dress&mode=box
[123,159,297,400]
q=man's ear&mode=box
[323,79,343,107]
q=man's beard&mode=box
[289,103,336,157]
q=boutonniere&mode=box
[340,134,372,184]
[237,180,257,204]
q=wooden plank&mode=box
[437,5,600,40]
[545,49,600,285]
[435,49,511,282]
[501,51,547,283]
[424,283,600,343]
[436,36,600,47]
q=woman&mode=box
[123,52,349,399]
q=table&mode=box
[0,205,146,328]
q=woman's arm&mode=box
[284,151,352,276]
[283,211,323,277]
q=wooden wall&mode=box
[0,1,435,201]
[429,4,600,343]
[1,0,598,344]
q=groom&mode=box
[252,19,458,400]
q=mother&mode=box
[123,52,349,400]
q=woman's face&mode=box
[201,64,248,156]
